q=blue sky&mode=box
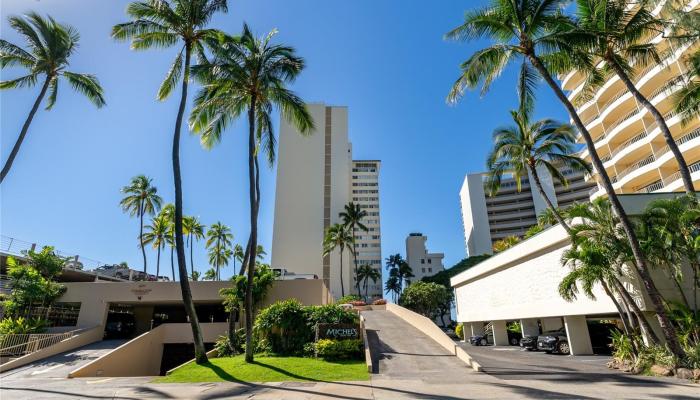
[1,0,568,281]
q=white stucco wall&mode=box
[459,173,492,257]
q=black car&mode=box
[104,313,136,339]
[519,335,538,350]
[536,329,569,354]
[470,330,522,346]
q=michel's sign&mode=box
[316,323,361,340]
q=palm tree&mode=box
[573,0,695,194]
[113,0,227,364]
[446,0,684,359]
[486,108,590,234]
[183,216,205,278]
[357,264,381,301]
[232,243,245,273]
[385,276,400,303]
[142,213,169,280]
[189,24,313,363]
[190,270,201,281]
[340,202,369,295]
[0,12,105,183]
[120,175,162,273]
[206,222,233,281]
[323,223,354,298]
[385,254,413,293]
[203,268,217,281]
[159,204,177,281]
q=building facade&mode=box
[351,160,383,298]
[459,168,593,257]
[405,233,444,283]
[271,103,382,299]
[561,1,700,197]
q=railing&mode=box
[635,179,664,193]
[608,109,640,133]
[617,154,656,181]
[646,110,679,132]
[610,129,648,158]
[0,331,76,358]
[654,127,700,158]
[589,186,600,197]
[648,76,685,102]
[1,235,106,270]
[583,112,600,126]
[663,161,700,186]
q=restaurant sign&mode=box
[316,323,361,340]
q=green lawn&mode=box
[154,355,369,383]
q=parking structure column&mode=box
[470,322,485,337]
[541,317,563,332]
[563,315,593,355]
[520,318,539,337]
[491,320,510,346]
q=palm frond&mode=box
[62,72,106,108]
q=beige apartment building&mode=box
[562,0,700,197]
[271,103,382,299]
[459,168,593,257]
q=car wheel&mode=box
[510,337,519,346]
[557,341,570,355]
[480,338,488,346]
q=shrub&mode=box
[214,329,246,356]
[315,339,363,360]
[349,300,366,307]
[307,304,358,329]
[372,299,387,305]
[336,295,361,304]
[0,317,47,335]
[455,323,464,340]
[254,299,312,355]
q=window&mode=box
[421,259,425,264]
[428,268,432,273]
[422,268,426,273]
[428,259,432,264]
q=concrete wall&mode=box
[386,303,456,355]
[58,279,329,328]
[460,173,492,257]
[0,326,103,373]
[69,323,227,377]
[451,221,697,324]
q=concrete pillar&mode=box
[470,322,485,337]
[541,317,563,332]
[492,320,509,346]
[563,315,593,355]
[520,318,540,337]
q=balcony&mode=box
[617,154,656,182]
[634,179,665,193]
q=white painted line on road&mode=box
[87,378,114,384]
[491,348,518,351]
[30,364,63,375]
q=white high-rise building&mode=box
[351,160,383,299]
[405,233,444,283]
[271,103,382,299]
[459,168,593,257]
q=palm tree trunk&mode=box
[228,306,237,353]
[612,277,660,345]
[339,248,345,297]
[189,234,194,278]
[608,58,695,194]
[239,238,251,276]
[602,280,636,352]
[156,246,161,280]
[171,247,175,281]
[352,227,360,295]
[244,98,259,363]
[0,76,51,184]
[528,53,685,360]
[172,44,207,364]
[140,202,147,273]
[528,163,572,235]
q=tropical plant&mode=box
[422,255,491,288]
[0,12,105,183]
[572,0,695,193]
[142,213,170,280]
[190,24,313,362]
[190,270,200,281]
[323,223,354,298]
[445,0,684,359]
[206,222,233,280]
[493,236,521,253]
[203,268,217,281]
[340,202,369,295]
[120,175,162,273]
[399,281,452,325]
[336,294,361,304]
[356,264,381,301]
[314,338,363,360]
[159,203,178,281]
[485,107,590,233]
[385,253,414,294]
[3,249,66,318]
[232,243,245,273]
[220,263,275,352]
[0,317,47,335]
[183,216,205,278]
[113,0,229,365]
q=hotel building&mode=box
[459,168,593,257]
[405,233,444,283]
[562,0,700,197]
[271,103,382,299]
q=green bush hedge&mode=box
[315,339,363,360]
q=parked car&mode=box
[470,330,522,346]
[104,313,136,339]
[536,329,569,354]
[519,334,538,350]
